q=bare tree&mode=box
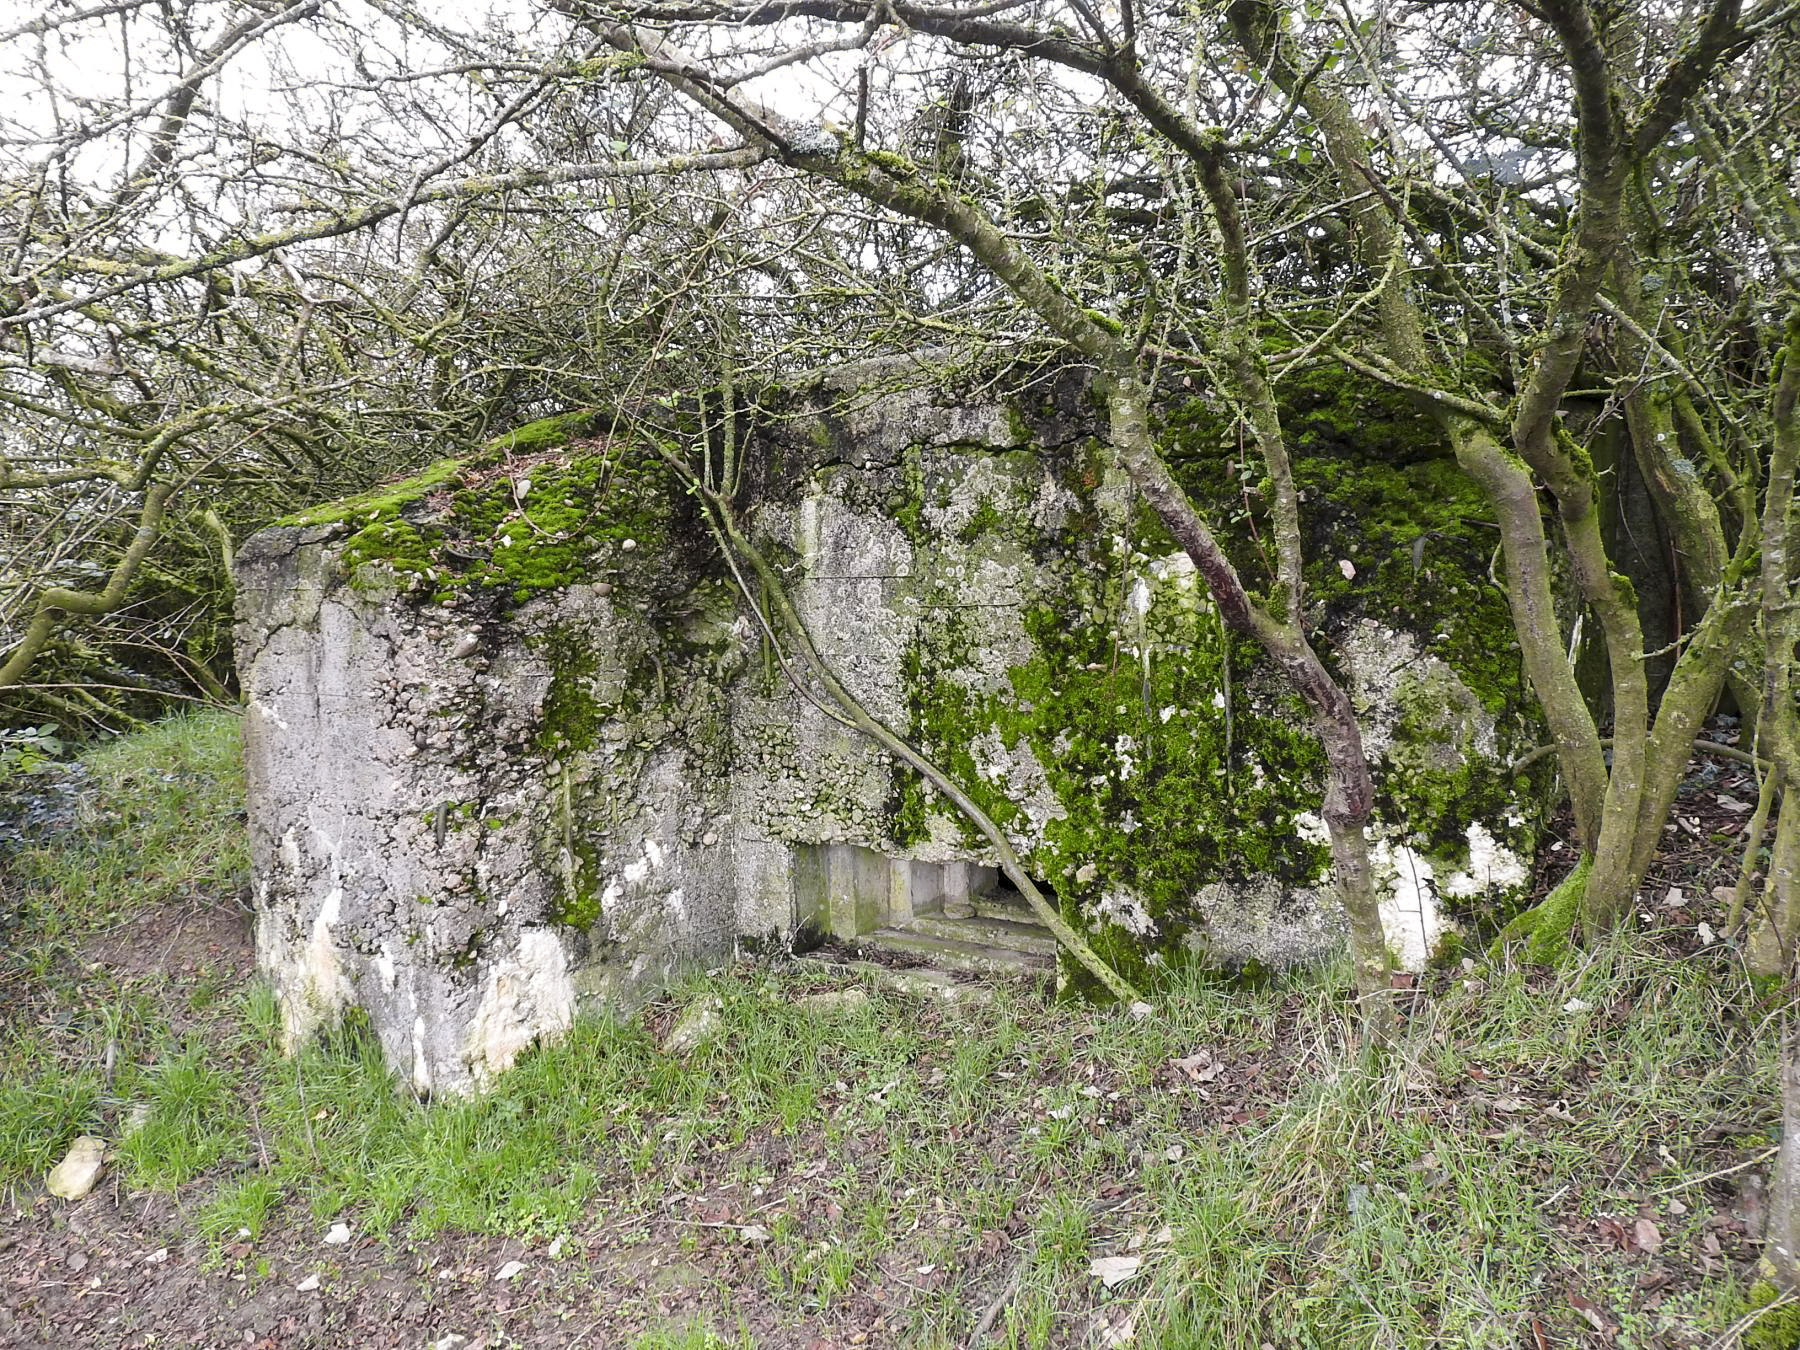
[533,6,1412,1031]
[1216,0,1789,942]
[9,0,1799,1005]
[0,0,764,725]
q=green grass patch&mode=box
[0,712,1783,1347]
[115,1041,246,1188]
[2,708,248,939]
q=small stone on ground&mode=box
[798,988,869,1012]
[45,1136,106,1201]
[663,996,723,1054]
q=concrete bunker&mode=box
[795,845,1056,976]
[236,361,1551,1092]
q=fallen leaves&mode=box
[1569,1291,1612,1336]
[1169,1049,1223,1082]
[1096,1308,1137,1346]
[1089,1254,1143,1288]
[1594,1214,1663,1256]
[1090,1226,1175,1293]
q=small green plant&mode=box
[815,1240,858,1303]
[0,722,64,779]
[201,1175,286,1242]
[1032,1192,1091,1273]
[629,1322,752,1350]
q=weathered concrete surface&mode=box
[239,364,1549,1090]
[237,512,740,1094]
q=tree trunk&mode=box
[1748,316,1800,974]
[1450,426,1607,852]
[1766,1020,1800,1289]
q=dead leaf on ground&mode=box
[1569,1291,1612,1336]
[1089,1254,1143,1288]
[1097,1309,1137,1346]
[1170,1050,1223,1082]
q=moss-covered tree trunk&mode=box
[1228,0,1756,946]
[1749,316,1800,974]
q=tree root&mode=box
[1490,854,1591,965]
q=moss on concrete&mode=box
[282,371,1546,979]
[534,628,603,759]
[488,408,609,453]
[442,442,673,605]
[276,458,465,529]
[888,370,1543,985]
[293,410,687,610]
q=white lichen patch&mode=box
[1191,877,1343,967]
[411,1015,432,1096]
[1293,811,1331,848]
[922,458,1010,538]
[1370,837,1451,972]
[1092,888,1156,937]
[969,730,1067,842]
[1026,469,1080,533]
[1145,552,1198,588]
[463,928,575,1090]
[251,697,292,732]
[272,885,351,1053]
[1337,618,1496,763]
[1443,821,1529,898]
[623,838,664,883]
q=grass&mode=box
[0,710,1786,1347]
[1,710,248,1184]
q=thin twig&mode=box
[1652,1146,1779,1196]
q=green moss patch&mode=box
[287,411,691,611]
[276,457,465,529]
[1739,1279,1800,1350]
[1493,853,1590,964]
[886,372,1544,982]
